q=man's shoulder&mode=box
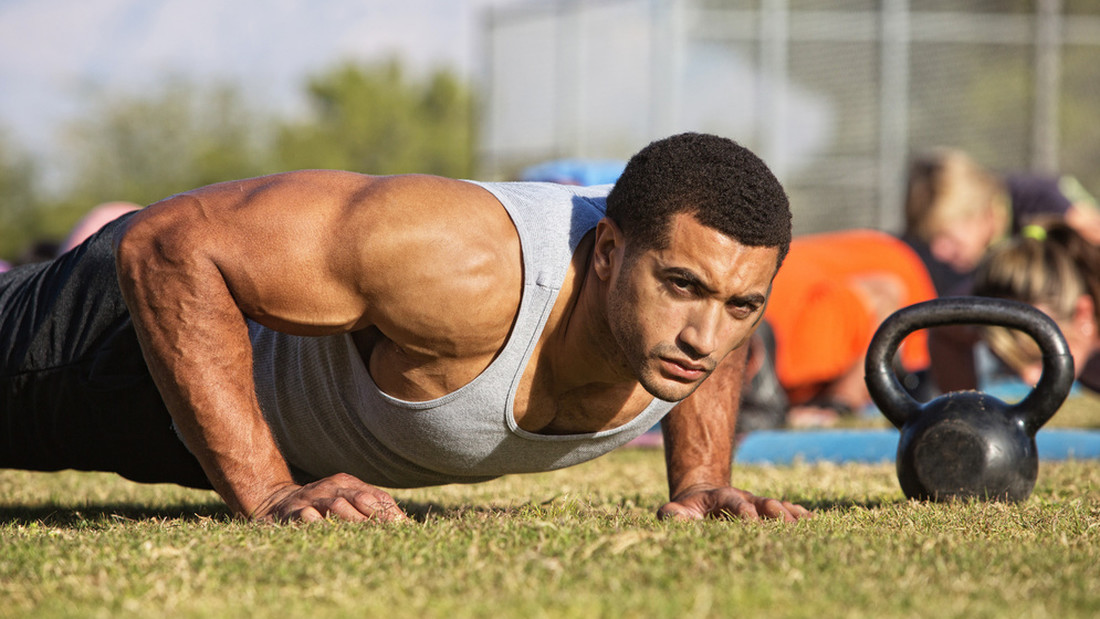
[469,181,608,259]
[470,180,611,208]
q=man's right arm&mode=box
[113,177,407,522]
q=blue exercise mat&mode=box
[519,159,626,186]
[735,428,1100,465]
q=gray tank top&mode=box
[249,180,677,488]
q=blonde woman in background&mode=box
[971,222,1100,393]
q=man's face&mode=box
[597,212,779,402]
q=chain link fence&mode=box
[479,0,1100,236]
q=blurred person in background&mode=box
[742,229,937,429]
[902,147,1100,296]
[969,222,1100,393]
[3,201,141,270]
[12,240,60,267]
[61,201,141,253]
[902,148,1100,393]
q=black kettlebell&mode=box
[865,297,1075,502]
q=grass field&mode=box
[2,442,1099,619]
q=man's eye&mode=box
[669,278,694,293]
[729,301,759,316]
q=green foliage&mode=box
[274,59,476,177]
[0,59,476,262]
[0,133,42,261]
[0,82,279,262]
[2,452,1099,617]
[62,79,278,208]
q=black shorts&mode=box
[0,213,212,489]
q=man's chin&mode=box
[639,375,703,402]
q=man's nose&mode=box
[679,305,723,359]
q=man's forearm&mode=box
[114,205,296,518]
[661,346,747,499]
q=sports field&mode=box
[3,433,1099,618]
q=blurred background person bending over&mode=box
[740,229,937,429]
[971,222,1100,394]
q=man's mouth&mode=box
[659,357,709,381]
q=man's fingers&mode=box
[726,500,760,521]
[324,496,371,522]
[319,485,408,522]
[260,474,411,523]
[753,497,815,522]
[348,491,408,523]
[758,498,788,520]
[657,501,702,521]
[286,495,408,523]
[782,501,814,520]
[294,506,325,523]
[662,488,814,523]
[749,498,814,522]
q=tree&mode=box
[61,79,277,209]
[0,132,41,261]
[275,60,476,177]
[4,58,478,262]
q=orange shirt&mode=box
[764,230,936,404]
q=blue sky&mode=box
[0,0,527,162]
[0,0,834,187]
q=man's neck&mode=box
[512,236,654,434]
[543,241,637,396]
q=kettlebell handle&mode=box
[865,296,1075,434]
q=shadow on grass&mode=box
[399,501,534,522]
[0,495,899,527]
[399,495,898,522]
[0,502,232,527]
[4,500,548,526]
[792,497,892,512]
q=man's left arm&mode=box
[658,346,812,522]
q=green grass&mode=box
[1039,390,1100,428]
[2,449,1099,618]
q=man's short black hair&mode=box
[606,132,791,266]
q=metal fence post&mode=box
[1033,0,1063,174]
[878,0,910,232]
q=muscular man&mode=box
[0,133,810,523]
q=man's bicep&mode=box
[122,171,518,342]
[206,172,512,337]
[116,175,379,337]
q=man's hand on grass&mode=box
[657,486,812,523]
[250,473,409,523]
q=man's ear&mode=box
[592,217,625,281]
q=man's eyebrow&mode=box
[664,267,716,293]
